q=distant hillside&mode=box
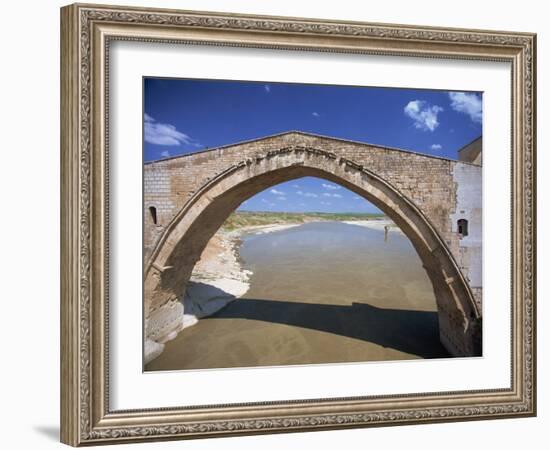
[222,211,384,231]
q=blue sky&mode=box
[144,78,482,213]
[237,177,383,214]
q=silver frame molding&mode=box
[60,3,536,446]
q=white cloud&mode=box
[144,114,199,146]
[353,196,361,200]
[270,188,285,195]
[322,183,341,190]
[322,192,342,198]
[312,112,320,117]
[296,190,318,198]
[160,150,170,158]
[430,144,443,150]
[320,201,332,206]
[292,184,301,188]
[277,196,287,201]
[448,92,482,123]
[404,100,444,132]
[264,84,271,93]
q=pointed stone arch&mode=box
[144,145,481,357]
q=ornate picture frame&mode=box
[60,3,536,446]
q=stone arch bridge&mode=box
[143,131,482,358]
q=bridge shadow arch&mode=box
[144,146,481,357]
[205,288,449,360]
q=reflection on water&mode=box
[146,222,449,371]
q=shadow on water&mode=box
[195,283,450,359]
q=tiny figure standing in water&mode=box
[384,224,389,242]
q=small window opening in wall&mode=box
[149,206,158,225]
[457,218,468,237]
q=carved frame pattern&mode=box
[60,3,536,446]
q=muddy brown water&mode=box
[145,222,449,371]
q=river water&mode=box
[146,221,449,371]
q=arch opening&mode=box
[144,149,481,360]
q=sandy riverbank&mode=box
[342,218,403,234]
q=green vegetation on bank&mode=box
[221,211,385,231]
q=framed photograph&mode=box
[60,3,536,446]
